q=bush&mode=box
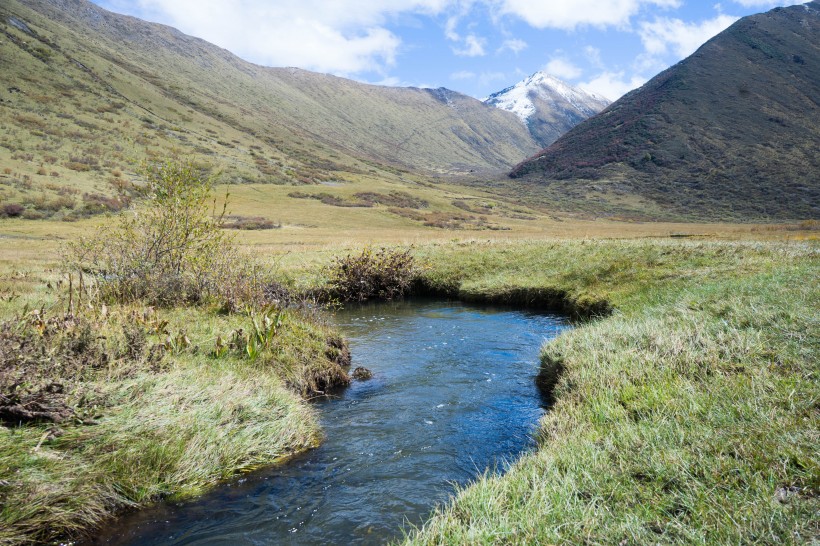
[326,246,416,302]
[65,160,263,307]
[223,215,280,230]
[0,203,24,218]
[80,192,130,215]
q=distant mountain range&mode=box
[484,72,610,148]
[1,0,816,223]
[0,0,548,188]
[509,1,820,221]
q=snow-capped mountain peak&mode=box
[483,71,611,147]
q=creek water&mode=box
[90,300,568,545]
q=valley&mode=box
[0,0,817,545]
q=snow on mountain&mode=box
[485,72,609,124]
[484,72,610,146]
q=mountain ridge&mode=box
[508,1,820,221]
[0,0,540,188]
[484,71,610,147]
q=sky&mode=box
[91,0,805,102]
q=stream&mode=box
[91,300,568,545]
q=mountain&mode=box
[509,2,820,221]
[0,0,539,196]
[484,72,610,147]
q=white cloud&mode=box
[584,46,604,69]
[453,34,487,56]
[639,14,739,58]
[497,38,528,54]
[450,70,477,80]
[444,15,462,41]
[112,0,452,75]
[545,58,583,80]
[581,71,647,101]
[496,0,681,30]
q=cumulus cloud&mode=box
[545,58,583,80]
[496,0,681,30]
[95,0,801,97]
[581,71,647,101]
[102,0,451,75]
[639,14,739,58]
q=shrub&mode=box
[80,192,130,215]
[65,160,263,307]
[223,215,280,230]
[353,191,428,209]
[0,203,24,218]
[326,246,416,302]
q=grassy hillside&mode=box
[0,0,539,222]
[508,2,820,222]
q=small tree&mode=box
[66,160,247,306]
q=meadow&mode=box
[0,183,817,544]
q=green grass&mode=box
[1,227,817,545]
[0,299,347,545]
[398,239,818,544]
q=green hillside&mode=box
[0,0,539,219]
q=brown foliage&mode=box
[327,246,416,302]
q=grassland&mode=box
[0,192,818,545]
[1,0,817,542]
[0,277,351,544]
[401,239,819,544]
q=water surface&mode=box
[91,300,568,545]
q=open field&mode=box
[1,208,818,544]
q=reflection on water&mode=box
[90,300,568,545]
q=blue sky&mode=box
[92,0,804,101]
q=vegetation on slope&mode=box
[400,239,818,544]
[0,163,352,545]
[0,0,537,208]
[1,205,817,544]
[508,2,820,222]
